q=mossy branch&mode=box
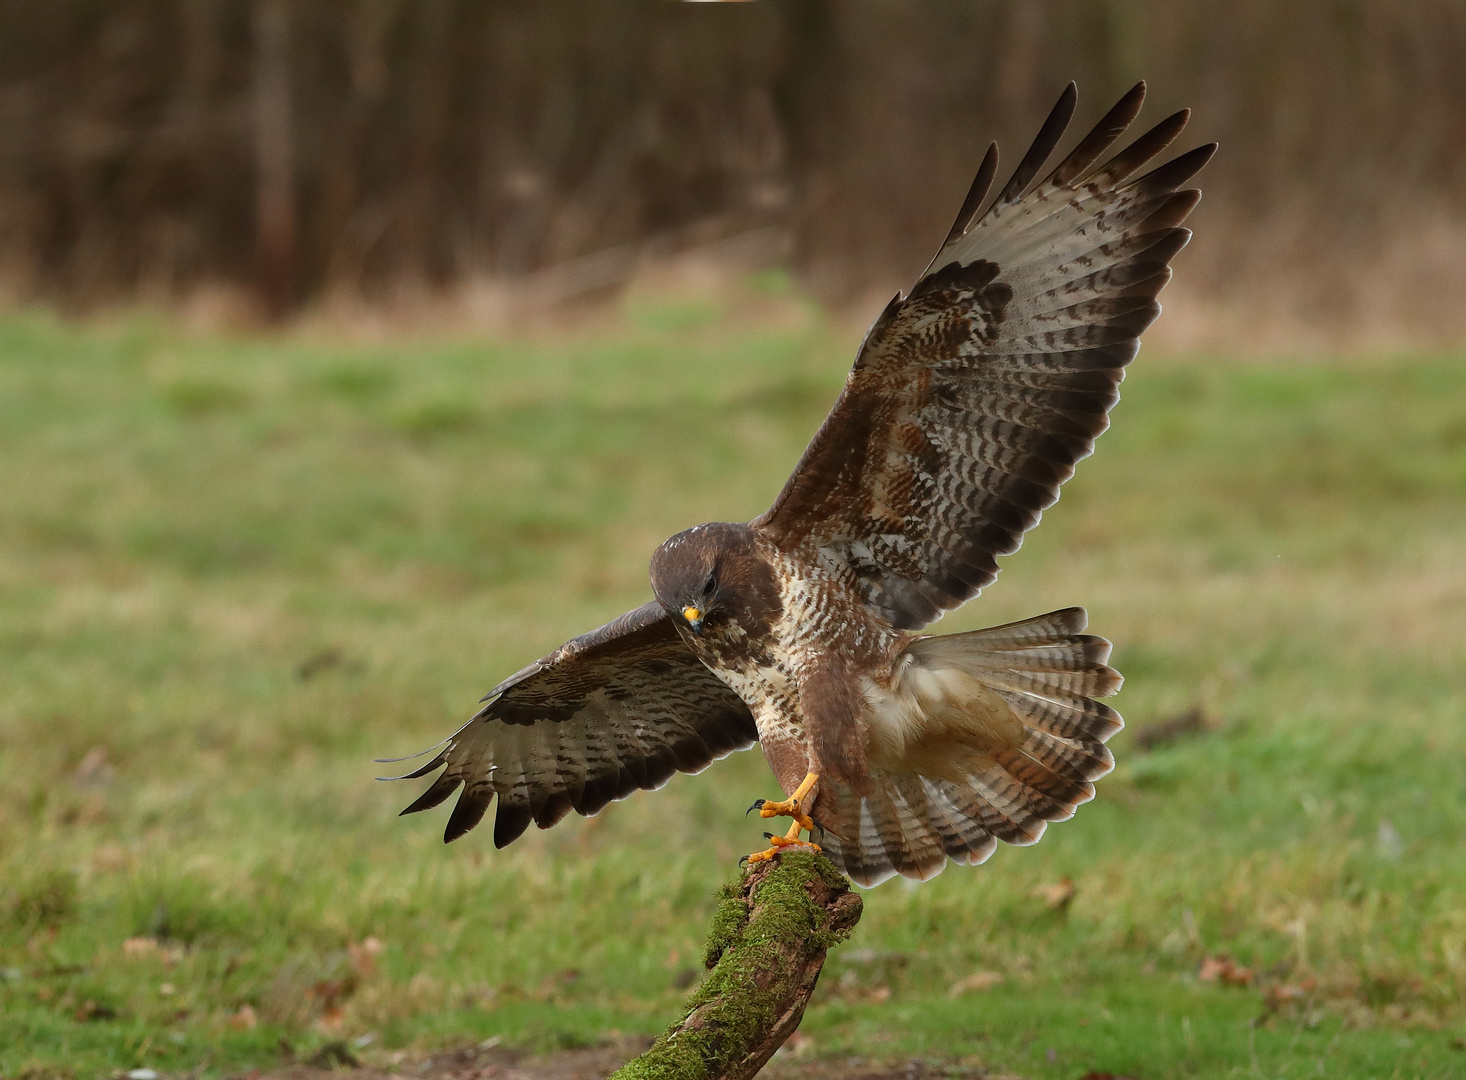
[610,851,863,1080]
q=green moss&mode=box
[701,880,748,968]
[613,853,860,1080]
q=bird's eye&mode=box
[702,574,717,597]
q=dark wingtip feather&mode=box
[1045,81,1147,189]
[996,82,1077,206]
[1133,190,1202,233]
[491,799,533,848]
[444,783,493,842]
[941,142,999,247]
[532,791,576,830]
[1129,142,1218,193]
[400,770,460,816]
[1090,108,1191,186]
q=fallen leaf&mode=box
[1199,953,1253,986]
[1134,706,1210,751]
[90,845,129,873]
[1263,975,1318,1011]
[74,999,116,1021]
[348,936,384,978]
[230,1003,259,1031]
[122,937,159,958]
[296,648,344,681]
[73,747,111,786]
[1033,877,1077,910]
[307,977,357,1011]
[948,970,1004,996]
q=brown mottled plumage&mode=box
[382,83,1214,885]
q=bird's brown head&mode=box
[649,522,780,640]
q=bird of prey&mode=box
[383,83,1213,886]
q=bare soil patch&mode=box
[250,1041,1005,1080]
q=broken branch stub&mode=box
[611,851,863,1080]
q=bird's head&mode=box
[649,521,777,638]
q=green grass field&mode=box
[2,290,1465,1079]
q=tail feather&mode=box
[820,772,984,884]
[825,796,897,885]
[969,638,1114,673]
[992,685,1124,743]
[1020,726,1115,784]
[980,666,1117,699]
[884,774,950,879]
[926,778,1000,865]
[991,743,1095,811]
[819,607,1123,887]
[958,606,1088,645]
[964,762,1052,844]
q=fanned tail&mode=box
[817,607,1122,887]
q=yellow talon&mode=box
[755,771,819,832]
[746,834,821,864]
[745,789,822,865]
[768,824,819,849]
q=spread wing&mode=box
[754,83,1215,630]
[382,602,757,846]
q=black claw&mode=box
[738,855,750,868]
[811,818,827,841]
[745,799,766,817]
[763,832,778,841]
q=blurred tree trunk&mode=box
[253,0,296,317]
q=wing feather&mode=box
[994,82,1077,206]
[383,602,757,845]
[755,83,1214,629]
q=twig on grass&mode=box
[610,851,863,1080]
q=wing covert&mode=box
[754,82,1214,630]
[383,602,757,846]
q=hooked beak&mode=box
[681,605,704,634]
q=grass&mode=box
[1,291,1464,1079]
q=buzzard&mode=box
[383,83,1213,886]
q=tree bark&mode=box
[609,851,862,1080]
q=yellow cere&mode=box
[682,606,702,623]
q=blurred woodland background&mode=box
[2,0,1465,343]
